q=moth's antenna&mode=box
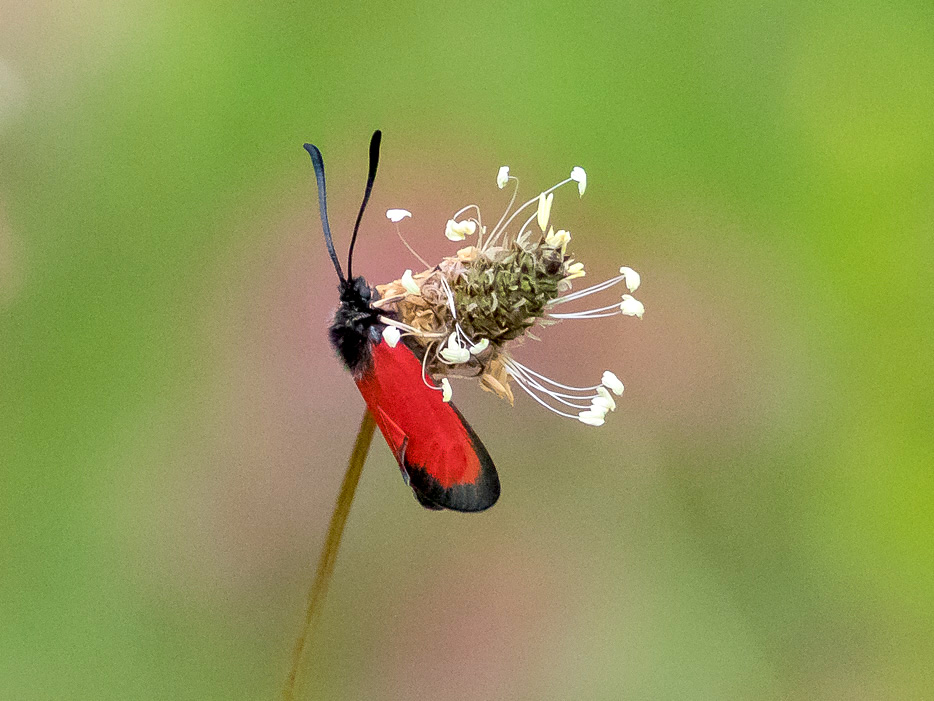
[303,142,345,283]
[346,130,382,280]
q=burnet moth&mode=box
[304,131,500,512]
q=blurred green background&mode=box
[2,1,932,699]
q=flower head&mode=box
[373,162,645,427]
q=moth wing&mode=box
[355,339,500,512]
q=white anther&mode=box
[619,266,641,293]
[401,269,420,295]
[602,371,625,396]
[497,166,510,189]
[570,166,587,196]
[620,294,645,319]
[386,209,412,223]
[382,325,402,348]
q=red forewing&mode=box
[355,339,500,512]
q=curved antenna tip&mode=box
[304,139,345,282]
[347,131,383,278]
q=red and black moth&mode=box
[304,131,500,512]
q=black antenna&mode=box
[346,130,382,280]
[303,142,345,283]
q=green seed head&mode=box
[453,240,566,344]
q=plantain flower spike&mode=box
[373,163,645,426]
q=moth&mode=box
[304,131,500,512]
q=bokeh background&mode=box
[2,1,932,699]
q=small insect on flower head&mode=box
[373,162,645,427]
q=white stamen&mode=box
[509,363,599,410]
[587,403,609,418]
[449,206,483,244]
[445,219,477,241]
[516,209,539,241]
[570,166,587,196]
[454,324,472,347]
[377,316,446,338]
[596,386,617,411]
[548,301,624,319]
[439,333,470,364]
[620,294,645,319]
[578,410,605,427]
[504,358,618,425]
[536,192,554,232]
[486,178,520,249]
[545,228,571,254]
[565,262,585,280]
[401,269,420,295]
[497,166,510,189]
[441,378,452,402]
[486,175,574,250]
[619,266,641,293]
[550,274,625,305]
[439,276,458,315]
[469,338,489,355]
[506,367,582,419]
[386,208,412,223]
[420,341,437,389]
[546,268,647,320]
[390,218,430,268]
[450,204,480,220]
[551,312,619,320]
[382,326,401,348]
[511,359,601,392]
[602,371,625,396]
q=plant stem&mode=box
[283,409,377,701]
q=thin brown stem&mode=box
[283,409,377,701]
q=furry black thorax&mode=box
[329,276,385,375]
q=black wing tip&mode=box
[406,407,501,513]
[408,465,500,513]
[413,490,445,511]
[303,142,320,157]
